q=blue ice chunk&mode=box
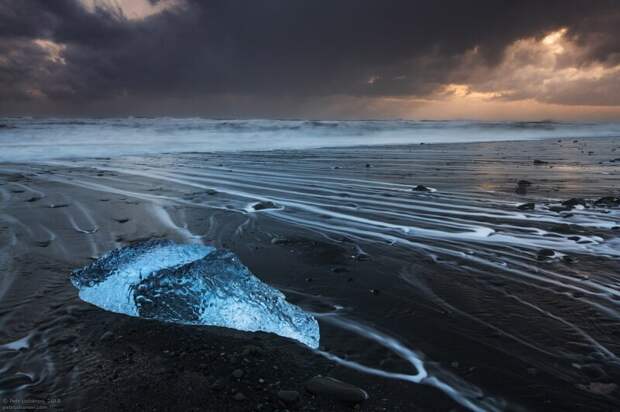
[70,240,214,317]
[70,240,320,348]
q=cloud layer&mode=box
[1,0,620,118]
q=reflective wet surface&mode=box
[1,137,619,411]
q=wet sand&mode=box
[1,137,619,411]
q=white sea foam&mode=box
[1,118,620,161]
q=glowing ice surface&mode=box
[70,240,320,348]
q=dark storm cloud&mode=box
[1,0,620,115]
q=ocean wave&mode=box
[1,118,620,162]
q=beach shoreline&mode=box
[1,137,619,411]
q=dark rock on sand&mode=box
[533,159,549,165]
[114,218,131,224]
[210,378,225,391]
[412,184,431,192]
[241,345,264,357]
[594,196,620,207]
[277,390,300,403]
[562,255,578,264]
[305,376,369,403]
[517,202,535,211]
[548,205,570,213]
[252,201,279,211]
[537,249,555,261]
[579,364,608,381]
[515,180,532,195]
[562,198,587,209]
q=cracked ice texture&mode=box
[70,240,320,348]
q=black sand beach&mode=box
[1,137,620,411]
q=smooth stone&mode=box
[241,345,264,357]
[305,376,369,403]
[548,205,569,213]
[277,390,300,403]
[537,249,555,261]
[232,369,244,379]
[252,201,279,211]
[562,198,587,208]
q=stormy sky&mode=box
[1,0,620,119]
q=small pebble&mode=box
[277,390,300,403]
[232,369,244,379]
[305,376,368,403]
